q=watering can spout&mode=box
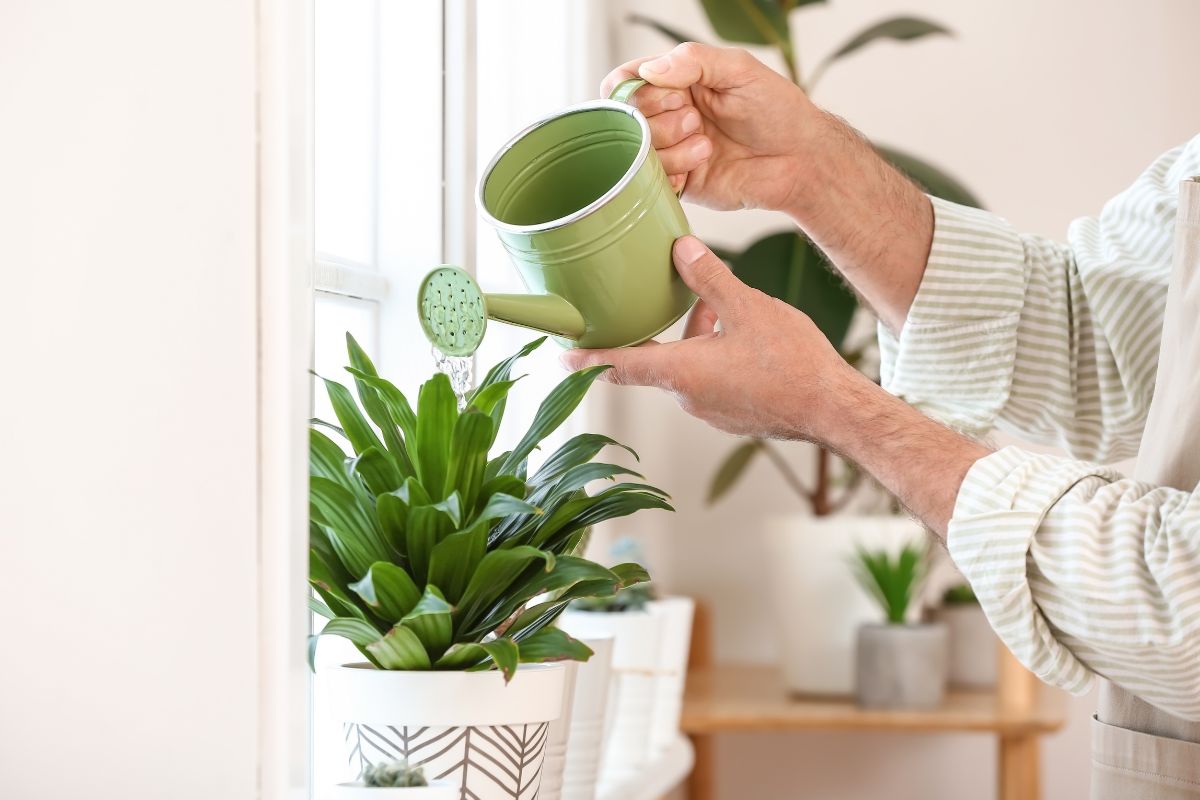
[485,292,586,341]
[417,266,585,357]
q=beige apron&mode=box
[1091,176,1200,798]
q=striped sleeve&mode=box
[881,135,1200,461]
[950,447,1200,719]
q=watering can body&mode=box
[418,81,695,357]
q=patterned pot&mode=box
[328,663,566,800]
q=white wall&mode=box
[0,2,275,798]
[599,1,1200,798]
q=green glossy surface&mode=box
[479,103,693,349]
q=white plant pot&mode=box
[933,603,999,689]
[331,782,459,800]
[646,597,694,758]
[855,622,948,709]
[764,515,924,696]
[561,636,613,800]
[558,607,660,790]
[539,660,579,800]
[326,663,565,800]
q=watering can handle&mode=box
[609,78,686,199]
[608,78,647,104]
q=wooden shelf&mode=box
[681,664,1067,736]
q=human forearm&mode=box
[785,111,934,333]
[819,369,990,538]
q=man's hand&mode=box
[602,42,816,213]
[562,235,858,441]
[561,235,992,536]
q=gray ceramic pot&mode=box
[933,604,998,689]
[855,622,948,709]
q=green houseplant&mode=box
[851,543,947,709]
[311,334,672,797]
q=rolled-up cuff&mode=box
[948,446,1120,696]
[879,197,1028,435]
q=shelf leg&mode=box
[687,733,715,800]
[998,734,1039,800]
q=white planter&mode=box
[764,515,924,696]
[561,635,613,800]
[855,622,948,709]
[646,597,694,758]
[934,603,998,689]
[539,660,579,800]
[558,607,660,789]
[331,782,459,800]
[326,663,565,800]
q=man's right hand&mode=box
[601,42,817,214]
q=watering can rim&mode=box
[475,97,652,236]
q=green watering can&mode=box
[418,79,695,357]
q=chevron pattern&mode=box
[345,722,549,800]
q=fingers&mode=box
[683,299,719,339]
[638,42,758,91]
[656,134,712,176]
[649,107,703,149]
[673,236,746,317]
[560,341,680,389]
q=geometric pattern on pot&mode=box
[346,723,549,800]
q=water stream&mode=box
[432,346,474,410]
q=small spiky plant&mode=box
[851,543,928,625]
[308,335,673,678]
[361,760,427,788]
[941,583,977,606]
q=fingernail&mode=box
[692,136,711,157]
[640,56,670,75]
[681,111,699,134]
[675,236,707,265]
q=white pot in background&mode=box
[934,603,999,689]
[764,515,924,696]
[558,607,660,789]
[562,635,614,800]
[646,597,694,758]
[331,782,459,800]
[326,663,565,800]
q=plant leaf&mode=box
[350,446,403,496]
[446,410,493,510]
[502,366,610,474]
[345,334,411,474]
[309,429,353,488]
[529,433,638,486]
[707,439,761,504]
[400,585,453,660]
[435,638,520,682]
[347,369,418,449]
[455,546,555,633]
[366,624,432,670]
[469,337,546,402]
[426,521,487,604]
[310,476,390,577]
[826,16,951,65]
[876,146,982,208]
[348,561,422,622]
[308,596,336,620]
[472,493,540,527]
[414,373,457,498]
[318,617,382,648]
[322,377,385,457]
[405,505,455,586]
[516,627,593,663]
[698,0,791,48]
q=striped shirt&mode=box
[878,135,1200,719]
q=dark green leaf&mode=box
[318,617,382,648]
[469,337,546,402]
[699,0,791,48]
[366,624,431,670]
[826,16,951,64]
[399,585,453,660]
[446,411,493,510]
[414,373,456,498]
[707,439,761,504]
[310,476,390,577]
[431,491,464,528]
[348,561,422,622]
[309,429,352,488]
[529,434,638,486]
[456,546,555,633]
[553,462,643,495]
[346,369,418,448]
[322,378,385,457]
[877,146,983,208]
[375,493,408,556]
[350,447,403,495]
[345,334,411,473]
[515,627,593,663]
[726,232,857,351]
[502,366,610,473]
[435,638,520,682]
[472,493,540,527]
[406,505,455,586]
[426,521,487,604]
[310,545,373,623]
[395,476,432,508]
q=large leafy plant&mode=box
[633,1,982,515]
[308,335,672,679]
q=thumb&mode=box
[638,42,757,91]
[560,341,679,389]
[673,236,746,319]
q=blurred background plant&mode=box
[360,760,428,788]
[631,0,982,516]
[851,543,929,624]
